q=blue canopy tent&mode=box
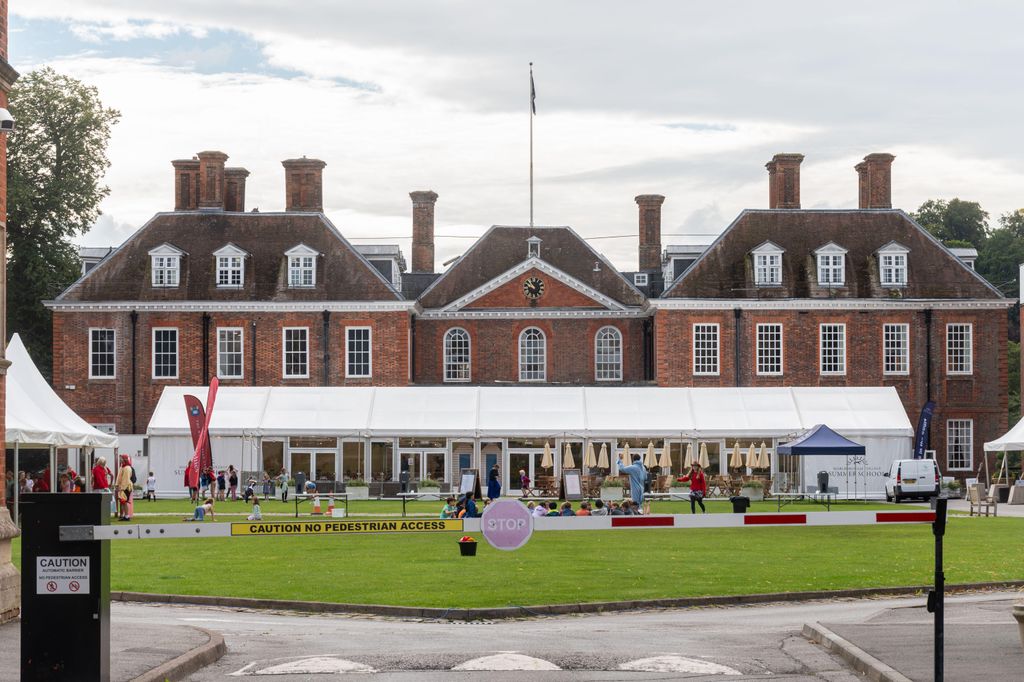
[777,424,866,497]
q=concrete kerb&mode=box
[112,580,1024,621]
[802,622,912,682]
[129,626,226,682]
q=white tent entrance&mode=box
[146,386,912,498]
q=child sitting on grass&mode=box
[247,496,262,521]
[185,498,215,522]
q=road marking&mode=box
[453,653,561,671]
[229,656,376,675]
[620,655,741,675]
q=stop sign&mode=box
[481,499,534,551]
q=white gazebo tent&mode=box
[983,420,1024,484]
[6,334,119,519]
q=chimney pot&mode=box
[765,153,804,209]
[282,157,327,212]
[196,150,229,209]
[635,194,665,271]
[171,158,200,210]
[410,190,438,273]
[858,153,895,209]
[224,167,250,212]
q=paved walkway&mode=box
[946,496,1024,517]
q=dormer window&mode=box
[285,244,319,288]
[633,273,648,287]
[527,236,541,259]
[877,242,909,287]
[751,241,784,287]
[213,244,248,288]
[814,242,847,287]
[148,244,184,288]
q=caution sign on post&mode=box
[36,556,90,595]
[231,519,463,536]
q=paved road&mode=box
[108,591,1020,680]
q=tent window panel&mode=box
[370,441,393,481]
[89,328,116,378]
[262,441,284,477]
[693,323,719,376]
[595,326,622,381]
[756,323,783,375]
[946,419,973,471]
[883,323,909,375]
[819,323,846,375]
[341,442,364,480]
[946,323,972,375]
[217,327,244,379]
[443,328,471,382]
[152,328,178,379]
[283,327,309,378]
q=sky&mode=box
[11,1,1024,271]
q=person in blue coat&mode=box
[486,464,501,501]
[617,452,648,512]
[462,492,480,518]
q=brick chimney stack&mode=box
[410,190,438,273]
[635,194,665,271]
[765,153,804,209]
[282,157,326,212]
[856,153,895,209]
[197,150,228,209]
[172,158,200,210]
[224,167,250,212]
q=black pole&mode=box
[129,310,138,434]
[928,497,947,681]
[924,308,933,402]
[202,312,211,385]
[733,308,742,387]
[250,320,257,384]
[322,310,331,385]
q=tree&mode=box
[6,67,120,376]
[976,210,1024,298]
[912,198,990,248]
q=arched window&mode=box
[595,326,622,380]
[444,328,471,382]
[518,327,546,382]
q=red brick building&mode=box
[48,149,1010,482]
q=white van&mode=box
[884,459,940,502]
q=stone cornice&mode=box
[44,300,419,313]
[418,308,650,320]
[650,298,1017,311]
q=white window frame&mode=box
[151,327,179,380]
[594,326,623,381]
[946,419,973,471]
[527,236,542,259]
[877,243,909,287]
[149,244,183,288]
[216,327,244,379]
[88,328,116,379]
[692,323,720,376]
[282,327,309,379]
[213,244,247,288]
[883,323,910,376]
[814,242,847,287]
[346,327,373,379]
[819,323,846,376]
[756,323,783,376]
[633,273,648,287]
[285,244,319,288]
[751,242,784,287]
[946,323,973,375]
[443,327,471,383]
[518,327,547,382]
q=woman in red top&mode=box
[91,456,111,491]
[677,462,707,514]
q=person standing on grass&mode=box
[617,452,647,513]
[145,471,157,501]
[228,465,239,501]
[216,470,227,501]
[487,464,501,501]
[92,456,111,493]
[278,469,289,502]
[184,461,198,502]
[678,462,707,514]
[115,454,135,521]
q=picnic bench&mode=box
[396,491,444,517]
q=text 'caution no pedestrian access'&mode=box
[230,519,464,536]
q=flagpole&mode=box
[529,62,534,228]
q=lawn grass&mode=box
[10,502,1022,609]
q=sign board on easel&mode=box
[458,469,482,499]
[561,469,583,501]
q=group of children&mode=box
[526,499,643,516]
[184,493,264,522]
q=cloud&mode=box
[68,20,207,43]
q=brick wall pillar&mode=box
[282,157,326,212]
[635,194,665,271]
[224,167,250,212]
[860,153,895,209]
[171,158,200,210]
[410,190,438,273]
[197,150,228,209]
[765,153,804,209]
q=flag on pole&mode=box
[530,63,536,114]
[186,378,220,488]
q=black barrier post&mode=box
[927,497,947,681]
[21,493,110,681]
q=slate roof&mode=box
[662,210,1002,300]
[418,226,646,308]
[58,212,403,302]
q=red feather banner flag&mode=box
[184,378,219,488]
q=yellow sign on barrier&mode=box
[230,519,463,536]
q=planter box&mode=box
[600,486,623,501]
[346,486,370,500]
[741,487,764,502]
